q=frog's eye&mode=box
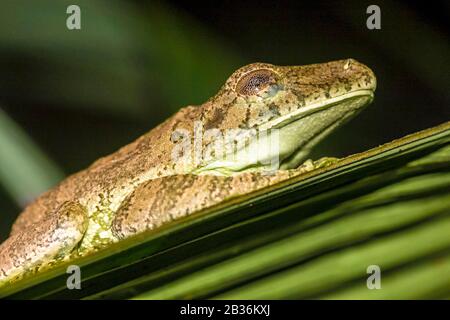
[235,69,278,96]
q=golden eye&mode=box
[235,69,278,96]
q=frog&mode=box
[0,58,376,285]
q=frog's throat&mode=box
[260,89,374,131]
[276,89,374,169]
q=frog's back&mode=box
[9,106,200,236]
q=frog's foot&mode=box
[0,201,88,285]
[287,157,339,176]
[311,157,339,169]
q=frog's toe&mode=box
[313,157,340,169]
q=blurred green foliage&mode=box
[0,0,240,117]
[0,108,63,205]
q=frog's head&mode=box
[197,59,376,174]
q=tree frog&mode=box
[0,59,376,284]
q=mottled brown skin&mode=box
[0,59,376,284]
[0,202,87,281]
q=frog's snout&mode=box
[341,58,377,92]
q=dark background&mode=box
[0,0,449,240]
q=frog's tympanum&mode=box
[0,59,376,285]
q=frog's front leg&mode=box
[0,201,88,284]
[112,158,335,240]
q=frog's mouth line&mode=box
[260,89,374,131]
